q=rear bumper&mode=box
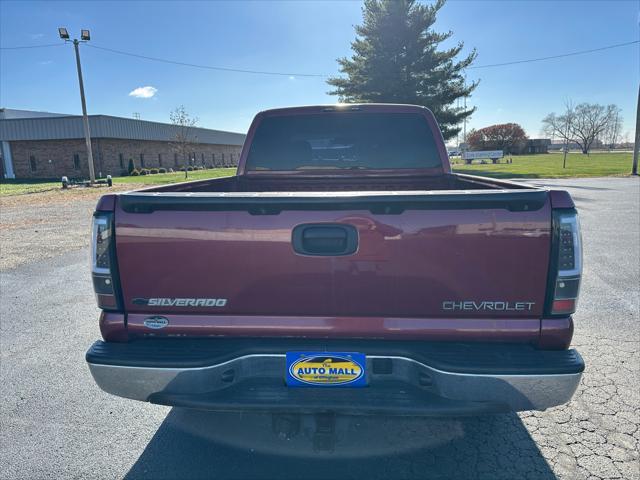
[86,338,584,415]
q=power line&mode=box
[0,43,65,50]
[85,44,329,78]
[88,39,640,77]
[469,40,639,70]
[2,39,637,76]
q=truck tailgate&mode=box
[114,190,551,319]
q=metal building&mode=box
[0,108,246,179]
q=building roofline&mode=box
[0,112,243,136]
[0,111,246,145]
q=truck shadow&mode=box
[124,408,556,479]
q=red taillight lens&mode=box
[552,299,576,315]
[549,210,582,315]
[91,213,120,310]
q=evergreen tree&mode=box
[327,0,477,140]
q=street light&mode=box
[58,27,96,183]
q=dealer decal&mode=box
[143,316,169,329]
[286,352,366,387]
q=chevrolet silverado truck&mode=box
[86,104,584,415]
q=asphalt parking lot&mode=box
[0,177,638,479]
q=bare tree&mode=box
[543,102,619,155]
[542,113,565,141]
[600,106,623,150]
[570,103,618,154]
[542,101,574,168]
[169,105,199,178]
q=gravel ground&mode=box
[0,185,139,271]
[0,177,638,479]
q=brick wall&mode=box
[10,139,89,179]
[9,138,243,179]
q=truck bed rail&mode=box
[119,189,549,214]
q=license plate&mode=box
[285,351,367,387]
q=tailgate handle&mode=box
[292,224,358,256]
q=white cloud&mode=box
[128,86,158,99]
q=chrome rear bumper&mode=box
[87,340,583,414]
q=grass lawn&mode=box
[0,168,236,196]
[113,168,236,185]
[0,180,60,196]
[452,152,634,179]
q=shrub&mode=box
[149,168,159,174]
[168,168,174,173]
[128,158,135,174]
[187,166,194,171]
[140,168,150,176]
[130,169,140,176]
[158,168,167,173]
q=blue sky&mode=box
[1,0,638,143]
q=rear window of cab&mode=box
[245,112,442,171]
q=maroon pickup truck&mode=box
[86,104,584,415]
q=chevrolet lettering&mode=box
[442,301,536,312]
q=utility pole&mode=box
[563,119,570,169]
[73,39,96,183]
[632,83,639,175]
[456,98,460,148]
[462,73,468,152]
[463,94,467,145]
[59,28,96,183]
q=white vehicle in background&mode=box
[447,147,461,157]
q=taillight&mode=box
[91,213,121,310]
[547,209,582,315]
